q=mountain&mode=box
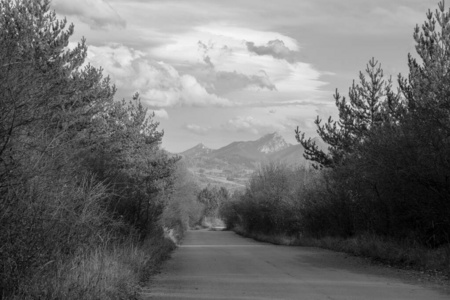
[207,132,291,167]
[266,143,306,165]
[256,132,291,154]
[180,143,212,158]
[177,132,323,190]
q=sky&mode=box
[51,0,435,153]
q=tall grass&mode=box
[0,169,178,299]
[8,235,176,300]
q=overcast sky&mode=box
[52,0,434,152]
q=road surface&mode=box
[143,229,448,300]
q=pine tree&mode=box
[295,58,402,168]
[0,0,115,184]
[399,1,450,144]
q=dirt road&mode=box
[143,230,448,300]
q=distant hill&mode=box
[265,143,305,165]
[180,143,212,158]
[207,132,291,168]
[176,132,327,190]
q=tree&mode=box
[0,0,115,187]
[367,1,450,245]
[0,1,186,297]
[197,187,220,217]
[398,1,450,179]
[295,1,450,245]
[78,94,179,236]
[0,1,121,294]
[197,186,229,219]
[295,58,402,169]
[161,160,202,234]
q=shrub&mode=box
[294,1,450,246]
[0,1,184,297]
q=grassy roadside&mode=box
[233,226,450,280]
[8,236,176,300]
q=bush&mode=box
[220,163,311,236]
[293,2,450,246]
[8,234,176,300]
[0,1,184,297]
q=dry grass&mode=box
[234,227,450,279]
[8,236,176,300]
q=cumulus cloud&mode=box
[53,0,125,29]
[246,39,301,64]
[184,124,209,135]
[86,44,232,108]
[212,70,277,94]
[196,41,277,94]
[141,72,233,107]
[149,25,326,105]
[150,25,305,77]
[152,109,169,119]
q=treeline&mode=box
[221,1,450,251]
[220,164,310,236]
[0,1,201,298]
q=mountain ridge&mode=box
[180,132,293,155]
[177,132,325,190]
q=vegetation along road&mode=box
[143,230,449,300]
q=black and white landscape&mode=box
[1,0,449,299]
[178,132,326,189]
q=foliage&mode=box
[8,234,176,300]
[293,1,450,246]
[78,95,179,238]
[160,160,203,239]
[197,186,229,218]
[295,58,402,169]
[219,190,243,229]
[346,1,450,246]
[227,1,450,250]
[0,1,186,298]
[220,163,309,235]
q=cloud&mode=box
[152,109,169,119]
[151,25,300,68]
[212,70,277,94]
[246,39,301,64]
[224,116,285,135]
[221,101,335,138]
[53,0,125,29]
[196,41,277,93]
[197,41,215,68]
[86,43,232,108]
[184,124,209,135]
[149,25,326,104]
